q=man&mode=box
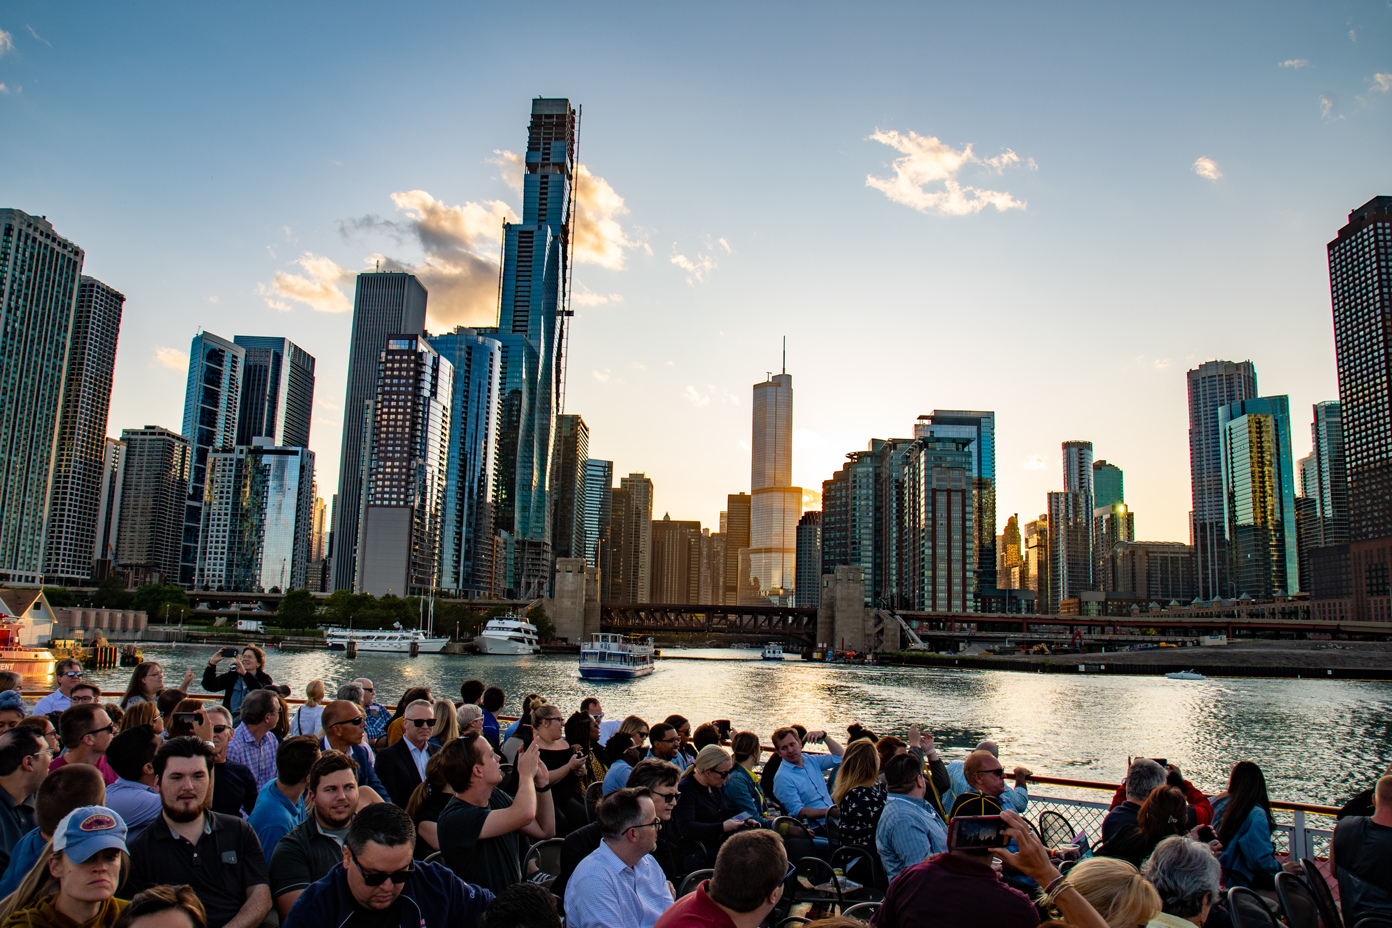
[877,753,948,882]
[477,883,562,928]
[481,686,505,748]
[320,699,387,794]
[555,759,682,899]
[1101,758,1167,846]
[270,750,363,918]
[942,740,1030,813]
[770,726,844,821]
[437,732,554,895]
[460,679,484,708]
[103,724,163,839]
[0,763,104,898]
[564,788,673,928]
[948,750,1025,819]
[1141,836,1223,928]
[124,736,272,928]
[283,802,492,928]
[647,724,682,767]
[652,830,787,928]
[354,678,391,748]
[0,728,49,872]
[226,689,280,791]
[52,703,117,784]
[208,704,258,818]
[376,699,440,806]
[34,659,83,715]
[249,735,320,859]
[1339,762,1392,819]
[1331,774,1392,925]
[67,681,102,707]
[581,697,603,724]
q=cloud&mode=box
[671,249,719,284]
[152,347,188,371]
[1136,355,1172,371]
[0,84,8,94]
[0,30,12,56]
[1348,29,1356,42]
[1320,95,1339,119]
[488,150,524,193]
[592,369,612,383]
[207,296,219,304]
[257,252,354,314]
[866,129,1028,215]
[572,284,623,306]
[1279,59,1309,69]
[682,385,711,407]
[1370,73,1392,94]
[1192,157,1222,181]
[25,25,50,47]
[1023,454,1049,471]
[573,163,643,269]
[717,238,732,254]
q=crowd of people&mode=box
[0,650,1382,928]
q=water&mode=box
[82,645,1392,807]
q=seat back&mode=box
[1301,857,1345,928]
[1229,886,1282,928]
[1277,870,1324,928]
[843,901,882,923]
[675,868,713,898]
[1039,810,1075,848]
[585,781,603,822]
[521,837,565,888]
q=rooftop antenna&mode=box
[782,335,786,375]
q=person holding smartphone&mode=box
[200,646,272,717]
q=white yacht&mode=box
[475,616,541,655]
[323,627,450,654]
[579,633,655,680]
[761,642,785,661]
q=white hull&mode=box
[324,633,450,654]
[476,635,540,655]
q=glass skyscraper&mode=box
[901,434,975,612]
[1188,360,1259,600]
[180,331,245,585]
[116,426,191,583]
[233,336,315,449]
[551,414,589,562]
[1219,395,1298,597]
[795,511,822,607]
[582,459,613,571]
[748,371,801,603]
[1308,401,1348,548]
[197,442,314,593]
[914,411,996,593]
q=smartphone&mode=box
[731,812,752,822]
[220,647,238,658]
[173,712,203,727]
[948,815,1011,850]
[1195,825,1216,843]
[1152,758,1168,767]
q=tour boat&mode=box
[579,633,655,680]
[1164,669,1207,680]
[0,612,57,680]
[761,642,785,661]
[323,627,450,654]
[474,616,541,655]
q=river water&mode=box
[82,645,1392,808]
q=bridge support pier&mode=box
[817,566,896,653]
[547,559,600,643]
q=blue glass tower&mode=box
[180,331,244,585]
[914,410,997,593]
[1219,395,1298,597]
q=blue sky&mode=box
[2,2,1388,543]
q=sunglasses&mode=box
[407,718,435,728]
[334,716,366,728]
[981,768,1006,777]
[212,725,230,735]
[652,790,679,804]
[711,767,734,779]
[84,723,116,738]
[349,848,414,887]
[60,671,84,678]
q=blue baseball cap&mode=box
[53,806,127,863]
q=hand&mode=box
[533,757,549,788]
[922,730,936,755]
[805,730,826,743]
[993,810,1060,885]
[1013,766,1032,785]
[193,709,214,744]
[517,738,541,782]
[569,752,585,772]
[723,817,745,833]
[1168,763,1183,780]
[181,669,195,689]
[208,650,224,666]
[1283,860,1304,875]
[907,723,923,750]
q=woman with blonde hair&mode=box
[831,738,885,850]
[0,806,130,927]
[1063,857,1161,928]
[120,701,161,736]
[291,680,325,736]
[616,714,649,750]
[429,698,458,747]
[672,745,755,867]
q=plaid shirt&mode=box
[226,723,279,792]
[363,703,391,742]
[876,793,948,882]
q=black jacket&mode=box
[377,739,440,807]
[201,664,273,712]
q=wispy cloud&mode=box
[488,149,524,193]
[671,249,719,285]
[1192,157,1222,181]
[1023,454,1049,471]
[152,347,188,371]
[1348,29,1357,42]
[1279,59,1308,69]
[682,385,711,407]
[1319,94,1342,120]
[1369,73,1392,94]
[573,163,645,269]
[572,284,623,306]
[257,252,354,313]
[866,129,1028,216]
[1136,355,1172,371]
[0,84,9,95]
[25,25,50,47]
[592,369,612,384]
[0,30,13,56]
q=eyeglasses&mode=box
[407,718,435,728]
[362,687,374,693]
[212,725,230,734]
[590,712,604,721]
[628,820,663,834]
[652,790,679,804]
[348,848,414,887]
[334,716,366,728]
[542,716,563,724]
[784,860,797,882]
[27,749,52,762]
[711,767,734,779]
[659,737,680,744]
[69,696,96,705]
[84,723,115,739]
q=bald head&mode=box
[322,699,362,730]
[1376,776,1392,809]
[975,740,999,757]
[965,750,1004,796]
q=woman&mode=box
[1065,857,1161,928]
[1213,761,1301,889]
[533,705,587,836]
[271,694,292,741]
[119,702,161,736]
[1102,786,1189,868]
[429,699,458,747]
[831,739,885,851]
[673,745,754,868]
[384,687,432,746]
[112,886,206,928]
[502,693,545,743]
[665,715,697,766]
[616,715,649,751]
[563,712,606,787]
[726,731,766,821]
[15,717,60,755]
[601,734,641,796]
[405,753,455,859]
[200,647,272,715]
[119,662,194,711]
[502,698,546,764]
[0,805,129,928]
[291,680,325,737]
[456,704,484,737]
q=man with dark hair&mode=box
[877,752,947,882]
[0,728,48,872]
[51,703,117,784]
[320,699,386,794]
[580,696,602,721]
[104,723,162,839]
[0,763,104,897]
[478,881,562,928]
[1331,774,1392,925]
[437,733,553,894]
[461,679,485,706]
[564,787,672,928]
[376,699,440,806]
[653,829,787,928]
[124,736,273,928]
[249,735,320,859]
[647,723,682,767]
[770,725,843,821]
[480,686,504,747]
[35,659,84,715]
[208,703,258,819]
[283,801,492,928]
[227,688,281,791]
[67,681,102,706]
[156,688,187,732]
[555,759,682,899]
[270,750,364,917]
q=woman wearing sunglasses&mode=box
[0,807,129,928]
[671,745,761,870]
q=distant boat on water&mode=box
[324,627,450,654]
[475,616,541,655]
[579,633,655,680]
[1164,669,1207,680]
[761,642,785,661]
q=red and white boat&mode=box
[0,608,57,680]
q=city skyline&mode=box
[2,4,1388,545]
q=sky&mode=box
[2,2,1389,544]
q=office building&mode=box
[1219,395,1298,597]
[92,438,126,575]
[428,327,503,597]
[795,511,822,607]
[115,427,191,583]
[1113,541,1198,602]
[1094,460,1123,509]
[1093,502,1135,590]
[1045,440,1095,611]
[310,494,327,562]
[722,493,751,604]
[180,331,245,585]
[901,434,975,612]
[582,459,613,572]
[0,210,84,585]
[997,514,1022,589]
[197,442,315,592]
[1294,495,1319,595]
[605,486,632,602]
[819,445,885,605]
[233,336,315,449]
[651,514,701,603]
[355,335,452,597]
[914,411,997,592]
[1188,360,1260,600]
[331,272,428,592]
[748,370,801,604]
[551,415,589,562]
[44,276,125,584]
[618,473,653,602]
[1307,401,1349,548]
[1021,514,1049,602]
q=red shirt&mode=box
[49,753,118,786]
[653,881,738,928]
[871,852,1039,928]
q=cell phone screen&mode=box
[221,647,238,657]
[949,815,1010,849]
[173,712,201,726]
[731,812,752,822]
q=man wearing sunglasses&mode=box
[283,802,492,928]
[51,704,118,785]
[564,787,673,928]
[320,700,386,796]
[34,660,83,715]
[377,700,440,807]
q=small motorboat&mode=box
[1164,670,1207,680]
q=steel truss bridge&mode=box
[601,603,819,644]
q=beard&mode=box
[162,799,204,823]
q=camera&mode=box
[948,815,1011,850]
[220,647,238,658]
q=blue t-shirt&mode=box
[602,760,633,795]
[0,828,45,898]
[248,778,306,860]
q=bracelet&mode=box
[1043,874,1067,895]
[535,782,552,793]
[1046,878,1071,906]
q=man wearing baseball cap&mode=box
[0,805,129,926]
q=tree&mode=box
[526,604,555,642]
[131,584,190,621]
[276,589,319,630]
[42,587,78,608]
[89,575,133,610]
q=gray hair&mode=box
[404,699,434,714]
[336,683,364,704]
[457,704,483,728]
[206,704,233,726]
[1125,758,1168,803]
[1143,836,1221,919]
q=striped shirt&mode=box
[226,723,278,792]
[876,793,948,882]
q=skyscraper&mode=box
[180,331,245,585]
[1093,461,1123,509]
[722,493,751,604]
[748,369,801,604]
[494,99,579,598]
[618,473,653,603]
[92,438,126,574]
[998,514,1022,589]
[1220,396,1298,597]
[1090,460,1132,590]
[1060,440,1096,601]
[233,336,315,449]
[901,434,975,611]
[795,511,822,607]
[913,411,996,593]
[1308,401,1349,548]
[428,327,503,597]
[818,446,883,605]
[1188,360,1259,600]
[551,415,590,562]
[197,442,315,593]
[116,426,191,583]
[331,272,428,592]
[44,276,125,584]
[583,458,613,572]
[1021,514,1049,604]
[355,335,452,597]
[651,514,702,603]
[0,209,84,585]
[605,486,632,603]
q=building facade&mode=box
[233,336,315,449]
[180,331,245,585]
[914,411,996,593]
[1308,400,1349,548]
[617,473,653,603]
[1114,541,1199,602]
[722,492,751,604]
[92,438,126,575]
[1021,514,1049,603]
[1219,395,1298,597]
[651,514,702,603]
[115,427,191,584]
[582,458,613,573]
[1188,360,1260,600]
[197,442,315,593]
[900,434,975,612]
[795,511,822,607]
[748,372,801,604]
[551,415,589,562]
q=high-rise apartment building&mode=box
[748,371,801,604]
[1088,460,1131,591]
[233,336,315,449]
[44,276,125,584]
[1114,541,1198,602]
[1047,440,1096,611]
[795,511,822,607]
[197,442,315,592]
[331,272,428,592]
[582,459,613,572]
[722,493,751,604]
[1220,396,1298,597]
[997,514,1022,589]
[0,209,84,585]
[1308,401,1349,548]
[819,446,884,605]
[1188,360,1259,600]
[605,486,632,603]
[355,335,452,597]
[914,411,996,592]
[1093,461,1123,510]
[901,434,975,612]
[428,327,503,597]
[116,427,191,583]
[310,494,327,562]
[494,99,578,598]
[618,474,653,603]
[1021,514,1049,603]
[551,415,589,562]
[180,331,245,585]
[651,514,702,603]
[92,438,126,574]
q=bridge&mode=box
[601,603,819,645]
